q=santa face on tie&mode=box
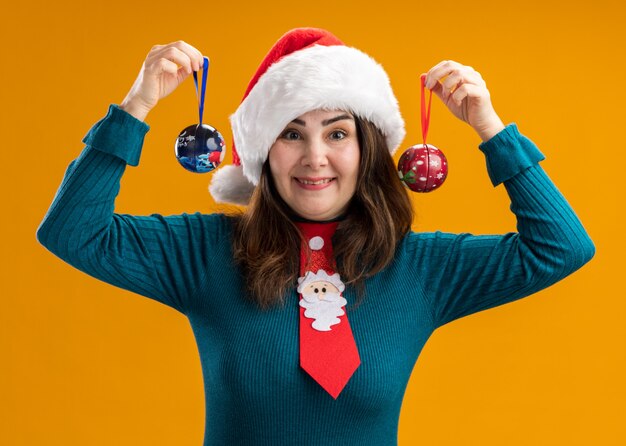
[297,270,347,332]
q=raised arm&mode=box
[36,42,224,315]
[37,104,230,314]
[404,61,595,328]
[406,123,595,328]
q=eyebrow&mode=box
[290,114,354,127]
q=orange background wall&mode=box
[2,0,624,444]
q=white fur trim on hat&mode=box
[209,164,255,205]
[229,44,405,189]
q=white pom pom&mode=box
[308,236,324,251]
[209,165,256,205]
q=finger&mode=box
[426,60,485,92]
[423,60,449,89]
[150,46,193,74]
[442,69,485,93]
[429,80,448,103]
[170,40,204,72]
[441,70,464,92]
[425,60,464,89]
[451,83,486,106]
[148,44,164,55]
[432,62,467,90]
[451,83,469,106]
[164,46,194,74]
[152,57,180,76]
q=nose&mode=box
[301,137,328,169]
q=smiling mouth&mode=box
[295,178,336,185]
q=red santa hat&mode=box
[209,27,406,205]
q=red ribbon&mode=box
[420,73,433,146]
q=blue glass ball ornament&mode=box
[175,123,225,173]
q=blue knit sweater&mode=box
[37,104,595,445]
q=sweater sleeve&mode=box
[36,104,226,315]
[406,123,596,329]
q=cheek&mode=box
[268,147,289,184]
[337,147,360,184]
[268,145,294,182]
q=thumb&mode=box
[429,81,447,103]
[170,66,195,94]
[177,66,191,85]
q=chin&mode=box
[295,204,345,221]
[298,210,333,221]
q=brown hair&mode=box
[229,116,413,310]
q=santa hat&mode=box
[209,27,405,205]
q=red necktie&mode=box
[295,221,361,399]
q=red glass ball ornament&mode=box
[397,144,448,192]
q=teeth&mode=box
[298,178,332,185]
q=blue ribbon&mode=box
[193,56,210,125]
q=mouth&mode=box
[293,177,336,190]
[295,177,334,185]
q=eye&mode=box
[329,130,347,141]
[281,129,301,140]
[322,287,327,293]
[314,288,319,293]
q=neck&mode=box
[290,213,347,224]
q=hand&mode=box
[120,41,205,121]
[423,60,505,142]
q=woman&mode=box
[37,28,595,445]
